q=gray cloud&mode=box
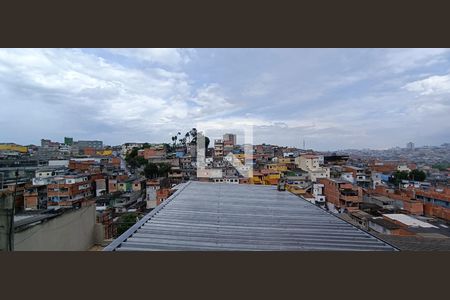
[0,48,449,149]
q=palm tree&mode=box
[190,128,198,144]
[171,136,177,147]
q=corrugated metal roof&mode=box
[104,181,398,251]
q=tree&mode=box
[205,136,210,149]
[163,143,173,153]
[432,162,450,171]
[135,156,148,167]
[127,147,138,159]
[125,147,148,170]
[144,163,159,179]
[409,169,426,181]
[180,137,187,147]
[171,132,181,147]
[160,177,171,188]
[158,163,172,177]
[190,128,198,143]
[142,143,151,149]
[116,213,139,236]
[389,171,409,185]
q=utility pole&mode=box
[8,169,19,251]
[0,171,16,251]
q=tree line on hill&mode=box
[124,128,210,179]
[125,147,172,179]
[389,169,426,185]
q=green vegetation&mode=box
[116,213,139,236]
[125,127,210,172]
[409,169,426,181]
[143,162,159,178]
[432,162,450,171]
[143,162,172,179]
[389,169,426,185]
[171,128,210,149]
[125,148,147,169]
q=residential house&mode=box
[318,178,362,213]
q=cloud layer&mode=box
[0,48,449,150]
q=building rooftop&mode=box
[382,214,438,228]
[105,181,397,251]
[371,195,396,203]
[372,233,450,251]
[369,217,402,230]
[326,178,350,184]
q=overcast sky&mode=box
[0,48,449,150]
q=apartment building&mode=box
[222,133,236,156]
[342,165,371,187]
[318,178,363,212]
[138,147,166,160]
[76,140,103,150]
[295,154,330,182]
[416,187,450,221]
[47,175,92,207]
[68,159,100,173]
[121,143,144,156]
[223,133,236,146]
[24,184,48,210]
[214,139,224,160]
[117,179,144,193]
[367,186,424,215]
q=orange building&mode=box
[23,184,47,210]
[156,188,171,205]
[83,147,96,156]
[47,175,92,207]
[68,160,99,172]
[368,185,424,215]
[138,148,166,159]
[415,187,450,221]
[318,178,362,211]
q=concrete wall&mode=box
[0,191,14,250]
[14,204,96,251]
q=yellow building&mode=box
[266,163,288,172]
[251,173,264,185]
[278,157,295,164]
[234,153,254,164]
[263,173,281,185]
[0,144,28,153]
[96,149,113,156]
[286,184,308,196]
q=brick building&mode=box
[23,184,48,210]
[47,175,92,207]
[318,178,362,212]
[368,186,424,215]
[416,187,450,221]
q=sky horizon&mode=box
[1,48,449,151]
